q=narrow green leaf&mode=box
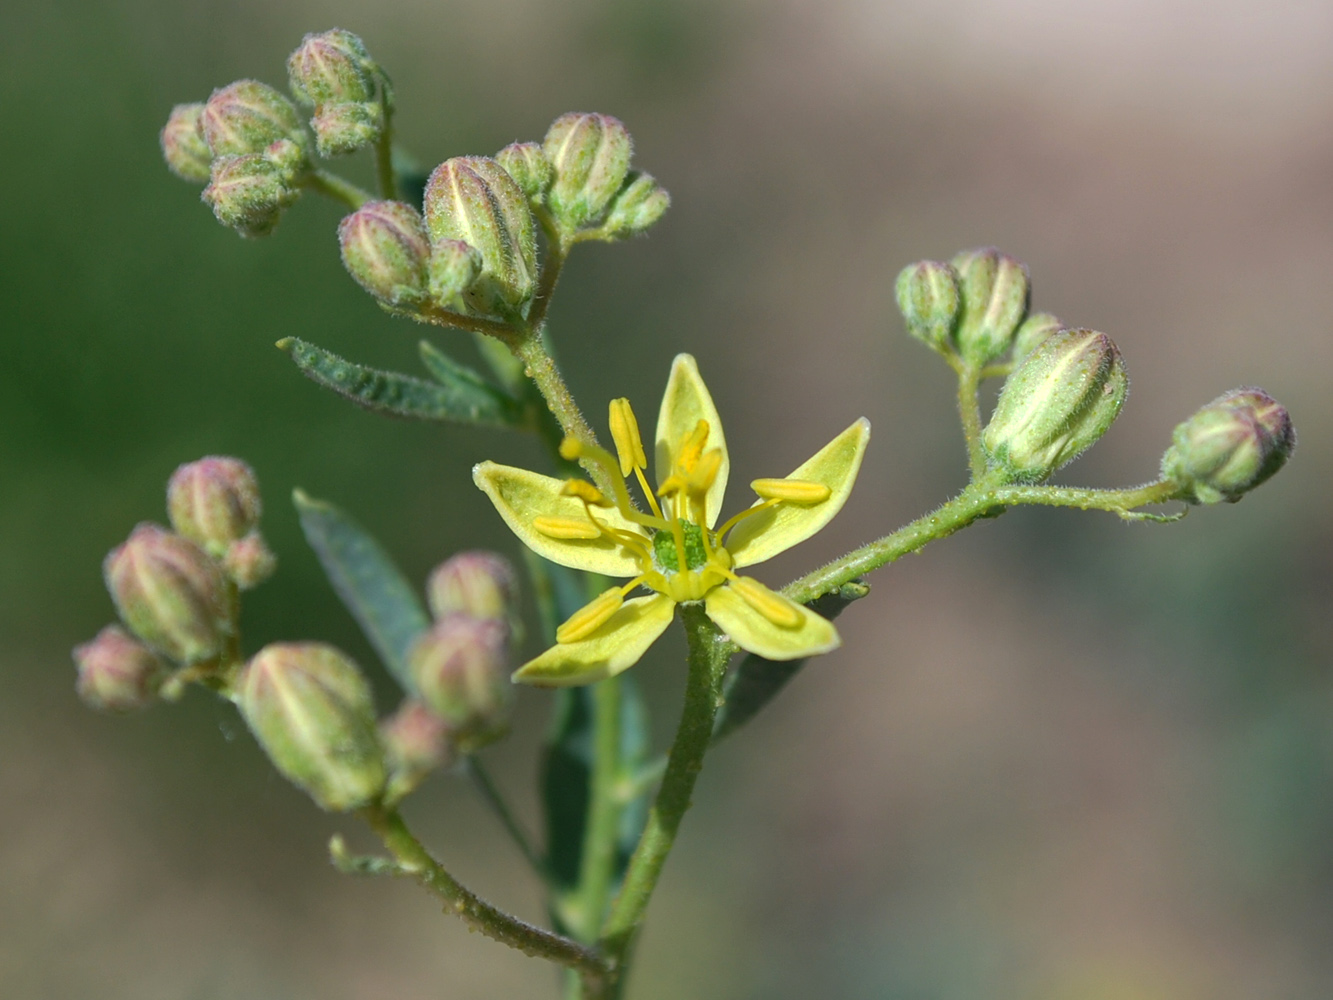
[711,581,870,742]
[293,489,430,692]
[615,674,651,874]
[278,337,522,427]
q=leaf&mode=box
[293,489,431,692]
[278,337,522,427]
[710,581,870,743]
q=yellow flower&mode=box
[474,354,870,686]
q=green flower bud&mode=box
[380,699,451,804]
[104,523,231,664]
[423,157,536,315]
[427,551,518,622]
[224,533,277,589]
[1161,388,1294,504]
[426,239,483,309]
[160,103,212,183]
[600,171,670,239]
[983,328,1128,483]
[202,153,301,238]
[312,100,383,157]
[409,617,511,752]
[200,80,305,158]
[167,456,262,557]
[239,642,385,811]
[543,112,632,230]
[496,141,553,202]
[73,625,168,712]
[287,29,376,106]
[338,200,430,308]
[952,248,1030,366]
[1010,312,1062,363]
[895,260,960,355]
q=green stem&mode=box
[597,605,729,991]
[305,169,374,210]
[527,240,568,334]
[991,479,1180,512]
[512,333,612,494]
[569,676,624,942]
[373,72,397,200]
[360,804,607,985]
[957,363,987,478]
[463,756,550,883]
[416,303,519,341]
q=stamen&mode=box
[556,587,624,643]
[728,576,802,628]
[676,419,710,475]
[715,498,781,544]
[534,516,601,540]
[633,466,665,520]
[751,478,831,503]
[561,480,612,507]
[561,437,668,531]
[608,398,648,476]
[688,449,723,495]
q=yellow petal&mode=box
[474,461,641,577]
[726,418,870,568]
[705,579,840,661]
[513,594,676,686]
[655,354,729,528]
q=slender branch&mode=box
[305,169,374,210]
[463,756,550,883]
[992,479,1181,512]
[956,363,987,478]
[527,240,568,334]
[414,303,519,341]
[569,676,624,942]
[373,70,397,200]
[512,334,613,494]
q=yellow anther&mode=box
[657,474,686,499]
[608,398,648,476]
[558,436,584,461]
[533,516,602,540]
[729,577,802,628]
[561,480,612,507]
[751,478,831,503]
[676,419,710,474]
[556,587,626,643]
[688,448,723,494]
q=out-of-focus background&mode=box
[4,0,1332,996]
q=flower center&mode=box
[652,520,707,572]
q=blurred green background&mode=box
[4,0,1333,997]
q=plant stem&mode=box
[416,303,519,341]
[305,169,374,210]
[463,756,549,883]
[991,479,1181,512]
[569,676,624,942]
[957,362,987,478]
[373,72,397,200]
[596,605,729,993]
[528,240,568,334]
[512,333,613,495]
[360,804,607,984]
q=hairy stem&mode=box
[373,72,397,200]
[957,362,987,478]
[305,169,374,210]
[512,334,613,494]
[568,676,624,942]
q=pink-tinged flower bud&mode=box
[200,80,306,158]
[895,259,960,355]
[952,247,1030,366]
[160,103,212,183]
[543,112,632,230]
[426,551,518,622]
[1010,312,1062,364]
[287,29,376,106]
[104,523,231,664]
[202,152,301,238]
[312,100,383,157]
[983,328,1128,483]
[1161,388,1295,504]
[409,617,511,752]
[496,141,553,201]
[427,239,483,309]
[599,171,670,239]
[338,200,430,308]
[239,642,385,811]
[167,456,262,557]
[423,156,536,315]
[380,699,451,804]
[73,625,168,711]
[224,533,277,590]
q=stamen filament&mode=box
[715,498,781,544]
[633,466,664,520]
[563,437,667,531]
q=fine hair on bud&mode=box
[312,100,383,157]
[895,260,960,355]
[1010,312,1062,364]
[543,112,633,230]
[427,551,519,623]
[160,104,213,183]
[73,625,169,712]
[287,29,376,107]
[1161,387,1295,504]
[338,200,431,308]
[167,456,262,557]
[200,80,306,158]
[952,248,1030,366]
[496,142,553,202]
[380,700,451,804]
[409,616,512,752]
[202,153,301,238]
[600,171,670,239]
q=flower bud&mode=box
[1161,388,1294,504]
[167,456,262,557]
[312,100,383,157]
[202,153,301,238]
[160,103,213,183]
[224,533,277,589]
[496,141,553,201]
[409,617,511,752]
[952,248,1029,366]
[600,171,670,239]
[427,551,518,622]
[338,200,430,308]
[895,260,960,354]
[200,80,306,158]
[983,328,1128,483]
[287,29,376,106]
[427,239,483,309]
[543,112,632,230]
[423,156,536,315]
[239,642,385,811]
[104,523,231,664]
[380,699,451,804]
[1010,312,1062,363]
[73,625,168,712]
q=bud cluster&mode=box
[287,29,385,158]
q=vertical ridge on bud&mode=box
[496,142,553,202]
[895,260,960,355]
[338,200,431,307]
[952,248,1029,366]
[161,104,213,182]
[74,625,168,711]
[427,239,483,309]
[1161,388,1294,504]
[427,551,518,623]
[287,29,376,106]
[202,151,302,238]
[409,616,511,752]
[380,700,451,804]
[200,80,306,158]
[168,456,262,557]
[543,112,632,230]
[1010,312,1062,364]
[600,171,670,239]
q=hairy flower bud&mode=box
[952,248,1029,366]
[427,239,483,309]
[73,625,168,711]
[1161,388,1295,504]
[239,643,385,811]
[600,171,670,239]
[202,152,301,238]
[983,328,1128,482]
[160,103,213,183]
[1010,312,1062,363]
[423,156,536,315]
[895,260,960,355]
[167,456,262,557]
[104,524,231,664]
[338,200,430,308]
[496,141,553,201]
[200,80,305,158]
[224,533,277,589]
[409,617,511,751]
[380,699,451,804]
[311,100,383,157]
[543,112,632,230]
[427,551,518,622]
[287,29,376,106]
